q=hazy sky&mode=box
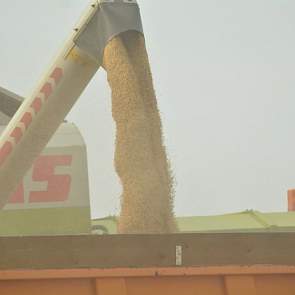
[0,1,295,218]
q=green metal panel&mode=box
[92,210,295,234]
[0,207,91,236]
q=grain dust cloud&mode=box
[103,31,177,234]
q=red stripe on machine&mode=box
[31,97,42,113]
[0,142,13,166]
[0,67,64,168]
[50,67,63,83]
[40,83,53,99]
[10,127,23,144]
[20,113,33,129]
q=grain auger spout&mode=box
[0,0,143,208]
[0,0,176,233]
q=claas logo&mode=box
[9,155,72,204]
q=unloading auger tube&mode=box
[0,0,143,208]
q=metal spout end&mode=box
[75,0,143,63]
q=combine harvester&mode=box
[0,0,295,294]
[0,87,91,235]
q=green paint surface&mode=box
[92,210,295,234]
[0,207,91,236]
[2,209,295,237]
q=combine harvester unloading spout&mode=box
[0,0,176,233]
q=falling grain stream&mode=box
[103,32,177,234]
